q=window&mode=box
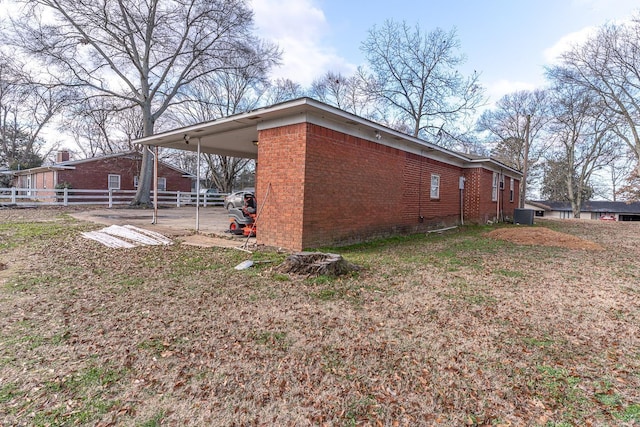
[492,172,499,201]
[108,174,121,190]
[509,177,514,202]
[430,174,440,199]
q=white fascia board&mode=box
[465,158,522,176]
[256,109,469,168]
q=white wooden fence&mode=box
[0,187,226,208]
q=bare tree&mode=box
[476,89,550,205]
[0,54,68,173]
[9,0,279,205]
[554,18,640,179]
[477,90,550,170]
[545,74,618,217]
[262,78,305,105]
[310,71,354,111]
[167,54,277,192]
[360,20,484,143]
[64,99,143,157]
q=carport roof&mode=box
[136,98,328,159]
[136,97,521,175]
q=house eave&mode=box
[134,97,511,170]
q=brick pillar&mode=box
[255,124,307,251]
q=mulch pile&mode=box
[485,226,603,250]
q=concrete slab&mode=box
[70,206,257,249]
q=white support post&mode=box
[153,146,159,224]
[63,188,69,206]
[195,138,201,233]
[108,189,113,208]
[11,187,16,204]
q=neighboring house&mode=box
[136,98,522,251]
[10,150,193,197]
[526,200,640,221]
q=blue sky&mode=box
[251,0,640,105]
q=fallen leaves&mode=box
[1,210,639,426]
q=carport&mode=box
[135,97,409,249]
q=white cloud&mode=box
[545,1,638,64]
[250,0,356,86]
[571,0,639,14]
[486,79,539,104]
[543,26,598,64]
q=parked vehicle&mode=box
[599,214,616,221]
[201,188,220,196]
[190,188,222,204]
[224,190,254,210]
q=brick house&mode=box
[526,200,640,221]
[137,98,521,250]
[11,150,193,196]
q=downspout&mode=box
[418,153,424,223]
[496,170,503,222]
[459,176,465,225]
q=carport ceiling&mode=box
[136,116,260,159]
[136,98,328,159]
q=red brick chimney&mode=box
[56,150,70,163]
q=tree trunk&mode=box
[131,147,153,206]
[277,252,359,277]
[130,105,154,207]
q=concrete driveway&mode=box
[70,206,254,249]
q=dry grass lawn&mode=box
[0,207,639,426]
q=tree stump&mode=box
[277,252,359,277]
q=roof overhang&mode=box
[10,165,76,175]
[135,97,522,176]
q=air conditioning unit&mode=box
[514,208,534,225]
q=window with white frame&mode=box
[158,177,167,191]
[492,172,499,201]
[430,174,440,199]
[509,177,514,202]
[108,174,121,190]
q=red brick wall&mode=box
[462,168,520,223]
[257,123,470,250]
[256,122,521,250]
[256,124,307,250]
[57,155,191,192]
[302,124,407,248]
[403,154,464,227]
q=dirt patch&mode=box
[485,226,604,250]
